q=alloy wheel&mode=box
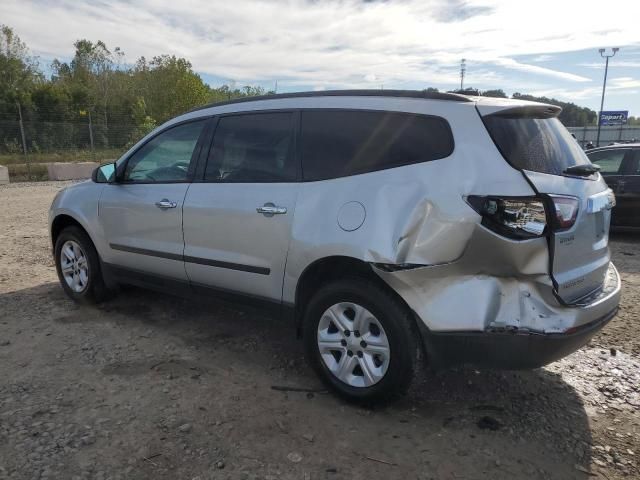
[60,240,89,293]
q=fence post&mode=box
[16,101,30,180]
[88,110,94,152]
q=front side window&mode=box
[204,112,295,182]
[124,120,206,182]
[300,110,454,181]
[586,149,628,174]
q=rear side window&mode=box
[205,112,295,183]
[483,116,591,176]
[630,150,640,175]
[586,149,628,174]
[300,110,453,181]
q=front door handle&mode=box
[257,202,287,217]
[155,199,177,209]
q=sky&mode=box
[2,0,639,115]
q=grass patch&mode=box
[7,163,49,182]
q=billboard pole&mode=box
[596,47,619,147]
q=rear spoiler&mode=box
[477,104,562,119]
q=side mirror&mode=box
[92,162,117,183]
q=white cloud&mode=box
[528,87,601,100]
[530,54,554,62]
[579,61,640,69]
[609,77,640,89]
[0,0,638,91]
[492,58,590,82]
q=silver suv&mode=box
[49,90,621,403]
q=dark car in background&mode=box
[587,144,640,228]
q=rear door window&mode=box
[204,112,296,183]
[483,115,591,176]
[300,110,453,181]
[587,149,629,174]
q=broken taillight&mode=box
[549,195,579,231]
[467,196,547,239]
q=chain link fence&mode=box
[0,105,147,181]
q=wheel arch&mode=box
[293,255,420,340]
[51,214,90,248]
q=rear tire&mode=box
[303,277,417,404]
[54,226,112,304]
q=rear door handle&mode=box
[257,203,287,216]
[155,199,177,209]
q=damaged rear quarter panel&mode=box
[373,225,556,332]
[282,99,537,306]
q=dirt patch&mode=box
[0,182,638,479]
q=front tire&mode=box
[303,278,417,404]
[54,226,111,304]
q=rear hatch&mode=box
[479,103,614,304]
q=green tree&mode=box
[133,55,210,123]
[0,25,41,109]
[481,89,507,98]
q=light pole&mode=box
[596,47,619,147]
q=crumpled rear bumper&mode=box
[374,245,621,369]
[417,305,617,369]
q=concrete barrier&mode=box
[47,162,99,181]
[0,165,8,184]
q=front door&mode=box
[183,111,299,302]
[615,149,640,227]
[99,119,208,280]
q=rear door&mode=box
[587,147,632,226]
[480,106,614,303]
[182,111,299,302]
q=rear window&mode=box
[483,115,591,176]
[301,110,453,181]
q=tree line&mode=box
[0,25,271,154]
[1,24,637,156]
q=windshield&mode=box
[483,115,591,176]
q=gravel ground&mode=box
[0,181,638,480]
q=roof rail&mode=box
[189,89,473,112]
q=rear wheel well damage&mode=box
[293,256,426,359]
